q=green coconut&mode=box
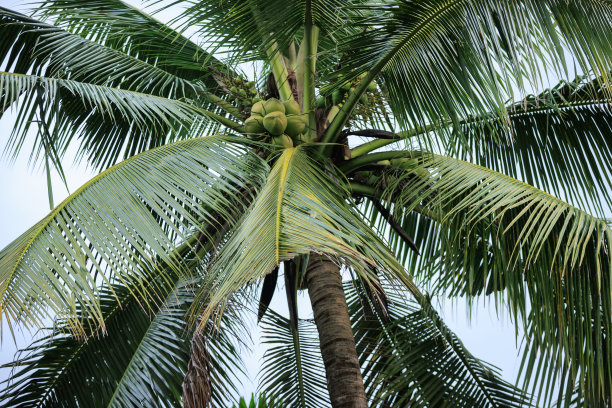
[273,134,293,148]
[332,89,343,105]
[283,99,301,115]
[263,98,285,115]
[251,101,265,116]
[285,114,306,138]
[238,89,247,98]
[244,116,265,134]
[360,93,369,105]
[315,96,326,109]
[367,81,377,92]
[263,111,287,135]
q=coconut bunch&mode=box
[224,76,263,111]
[244,98,308,148]
[316,73,378,109]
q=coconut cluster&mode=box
[315,73,377,109]
[224,76,263,112]
[244,98,308,148]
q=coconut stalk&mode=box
[301,0,319,143]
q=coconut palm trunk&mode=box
[306,254,368,407]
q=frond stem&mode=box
[350,123,440,158]
[341,150,420,173]
[371,199,419,255]
[302,1,319,142]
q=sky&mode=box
[0,0,538,403]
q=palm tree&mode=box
[0,0,611,407]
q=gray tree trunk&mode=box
[306,254,368,408]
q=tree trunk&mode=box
[306,254,368,408]
[182,330,213,408]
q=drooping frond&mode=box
[0,8,196,97]
[0,136,265,336]
[346,279,531,407]
[378,153,611,405]
[195,146,420,324]
[1,268,245,408]
[0,9,242,168]
[0,72,227,169]
[1,278,191,408]
[259,309,329,408]
[448,74,612,215]
[327,0,612,143]
[36,0,233,86]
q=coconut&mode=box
[263,98,285,115]
[251,101,265,116]
[244,116,265,134]
[263,111,287,135]
[367,81,377,92]
[273,134,293,148]
[315,97,326,109]
[360,93,369,105]
[283,99,301,115]
[285,114,306,138]
[238,89,247,98]
[332,89,343,105]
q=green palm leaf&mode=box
[176,0,360,64]
[196,146,420,323]
[376,153,611,405]
[0,71,237,169]
[1,268,245,408]
[37,0,233,86]
[0,8,242,168]
[0,136,265,334]
[259,309,329,408]
[346,279,531,407]
[325,0,612,144]
[0,8,194,96]
[448,74,612,214]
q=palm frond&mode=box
[259,309,329,408]
[0,8,248,168]
[0,71,231,169]
[448,73,612,215]
[346,279,531,407]
[0,136,265,335]
[36,0,233,86]
[0,8,197,97]
[195,146,420,323]
[1,270,245,408]
[328,0,612,142]
[175,0,360,64]
[379,153,611,405]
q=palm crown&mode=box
[0,1,611,407]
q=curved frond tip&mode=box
[0,136,266,337]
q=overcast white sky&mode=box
[0,0,532,402]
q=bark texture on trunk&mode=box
[306,254,368,408]
[182,331,213,408]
